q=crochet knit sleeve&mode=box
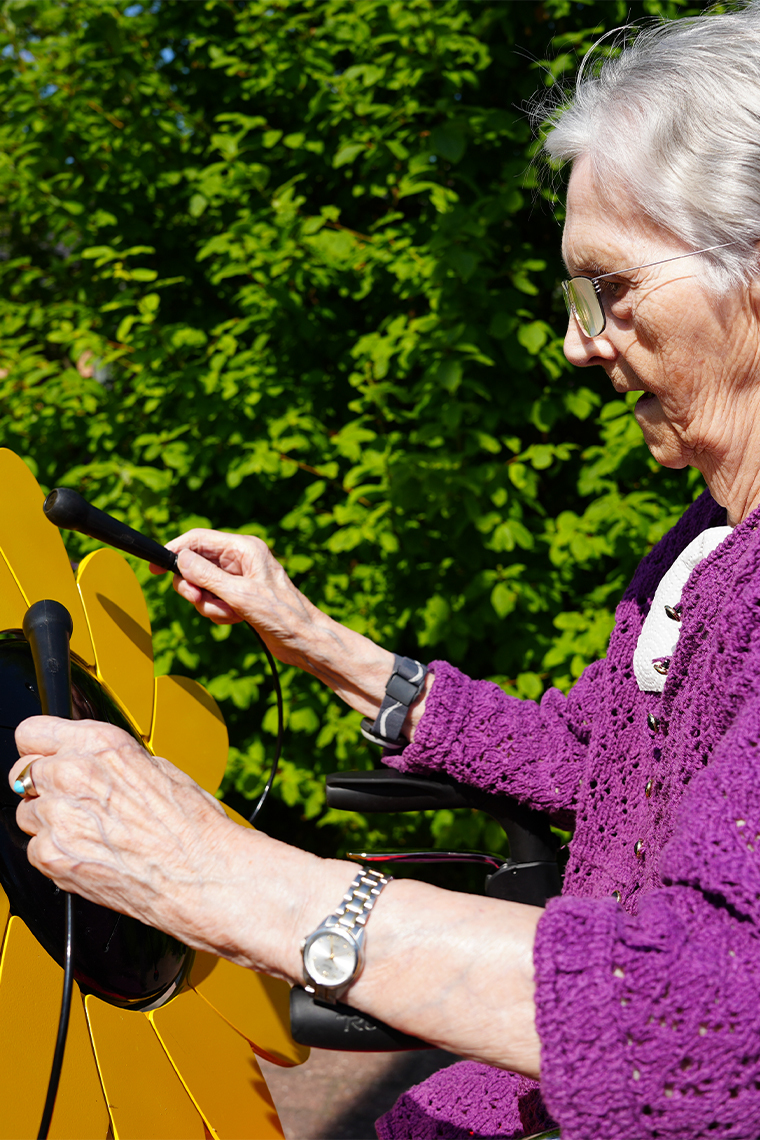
[534,693,760,1140]
[383,656,606,818]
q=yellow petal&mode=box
[0,917,109,1140]
[0,884,8,947]
[149,986,285,1140]
[76,548,154,736]
[149,675,228,793]
[85,996,206,1140]
[190,951,309,1067]
[0,551,28,633]
[0,450,94,665]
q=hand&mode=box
[8,716,237,953]
[151,529,322,670]
[8,721,541,1073]
[150,529,402,721]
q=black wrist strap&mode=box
[360,655,428,750]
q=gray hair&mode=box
[541,2,760,291]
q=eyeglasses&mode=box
[562,241,740,338]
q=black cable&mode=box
[38,892,75,1140]
[247,627,283,826]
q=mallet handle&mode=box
[44,488,179,574]
[22,599,74,719]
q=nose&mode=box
[563,315,617,368]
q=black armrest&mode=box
[289,985,431,1051]
[326,767,559,867]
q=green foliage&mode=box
[0,0,705,862]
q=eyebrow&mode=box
[572,258,612,278]
[561,245,613,278]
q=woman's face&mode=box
[562,158,760,476]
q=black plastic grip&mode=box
[289,986,430,1051]
[22,601,73,719]
[44,488,179,574]
[326,768,558,867]
[326,768,471,813]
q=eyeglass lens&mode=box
[564,278,605,338]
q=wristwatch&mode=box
[301,868,393,1003]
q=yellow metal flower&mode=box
[0,449,308,1139]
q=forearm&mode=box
[188,819,542,1076]
[282,602,433,735]
[11,717,539,1075]
[349,875,541,1075]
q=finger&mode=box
[17,749,222,819]
[14,716,137,762]
[173,576,204,604]
[15,796,41,837]
[151,529,229,577]
[10,746,103,796]
[11,762,38,798]
[173,576,241,624]
[176,549,250,615]
[9,751,41,791]
[164,529,233,560]
[9,753,57,799]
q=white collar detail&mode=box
[633,526,733,693]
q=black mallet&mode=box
[43,488,179,574]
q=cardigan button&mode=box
[645,779,654,799]
[634,839,645,859]
[647,713,659,732]
[612,890,621,903]
[664,604,682,622]
[653,659,670,676]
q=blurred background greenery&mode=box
[0,0,707,876]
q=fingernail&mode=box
[13,780,24,796]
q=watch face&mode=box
[304,930,358,988]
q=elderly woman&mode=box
[11,5,760,1138]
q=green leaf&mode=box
[131,268,158,282]
[333,143,365,168]
[437,359,462,393]
[430,123,467,163]
[517,321,550,355]
[189,194,208,218]
[115,315,136,342]
[171,327,208,348]
[491,581,518,619]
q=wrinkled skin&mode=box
[8,718,248,958]
[563,157,760,525]
[8,716,542,1074]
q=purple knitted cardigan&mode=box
[377,490,760,1140]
